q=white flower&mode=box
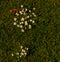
[32,12,35,15]
[13,22,17,25]
[32,20,35,24]
[22,9,24,12]
[20,52,24,56]
[22,49,25,53]
[15,13,19,16]
[25,8,27,11]
[20,55,22,58]
[19,25,23,28]
[30,19,32,22]
[33,7,36,10]
[28,24,32,29]
[19,11,23,14]
[25,47,28,50]
[23,12,26,15]
[32,12,36,17]
[29,10,31,12]
[24,53,27,56]
[21,5,23,8]
[21,17,25,21]
[26,16,30,18]
[14,18,17,21]
[11,53,14,56]
[16,52,19,55]
[20,22,24,24]
[17,24,20,27]
[20,46,23,49]
[21,29,25,32]
[25,21,28,26]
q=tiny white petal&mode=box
[32,20,35,24]
[11,53,14,56]
[33,7,36,10]
[25,8,27,11]
[16,52,19,55]
[20,22,24,24]
[25,21,28,26]
[20,46,23,49]
[19,11,23,14]
[22,49,25,53]
[29,10,31,12]
[24,53,27,56]
[15,13,19,16]
[30,19,32,22]
[14,22,17,25]
[21,5,23,8]
[25,47,28,50]
[19,25,23,28]
[17,24,20,27]
[21,29,25,32]
[26,16,30,18]
[21,17,25,21]
[20,55,22,58]
[14,18,17,21]
[20,52,24,56]
[28,24,32,29]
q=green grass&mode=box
[0,0,60,62]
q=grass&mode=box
[0,0,60,62]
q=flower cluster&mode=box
[10,5,37,32]
[11,45,28,59]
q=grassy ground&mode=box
[0,0,60,62]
